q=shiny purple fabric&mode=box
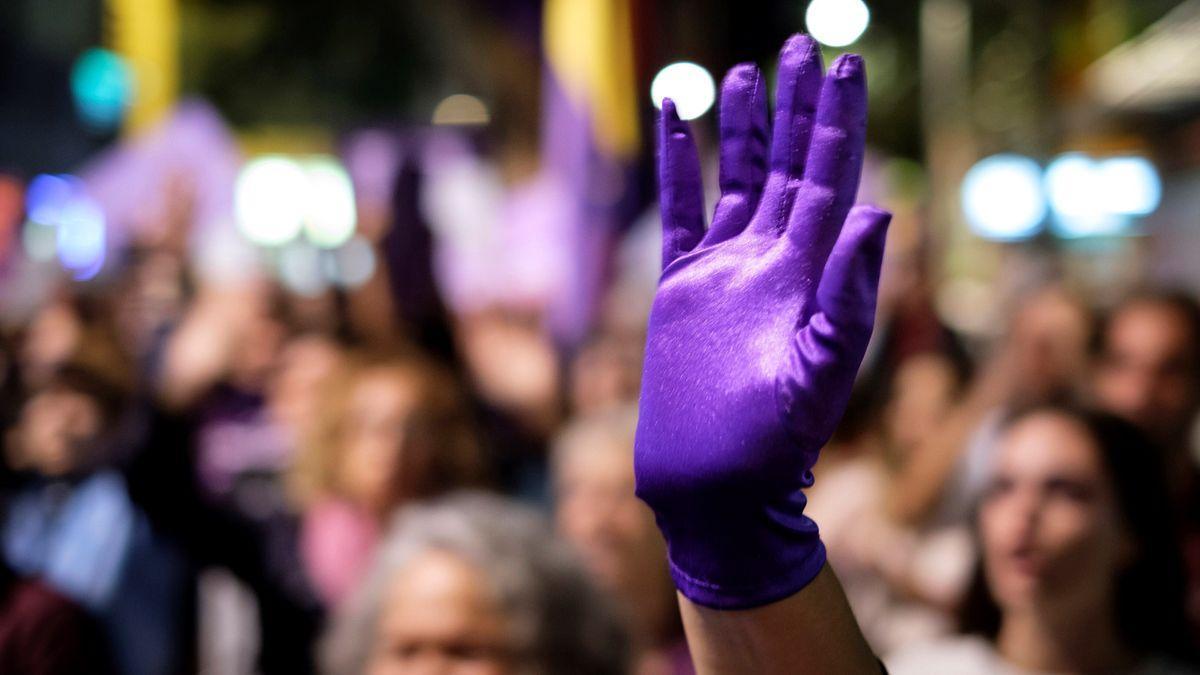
[634,35,892,609]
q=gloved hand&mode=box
[635,34,892,609]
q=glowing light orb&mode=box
[278,241,329,297]
[1097,156,1160,217]
[71,48,134,131]
[1043,153,1159,238]
[235,156,308,247]
[302,156,357,249]
[651,62,716,120]
[323,236,377,289]
[806,0,871,48]
[962,154,1046,241]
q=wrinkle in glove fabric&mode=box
[635,34,892,609]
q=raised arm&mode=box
[634,34,889,674]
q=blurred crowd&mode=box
[2,122,1200,675]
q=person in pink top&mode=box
[290,349,485,608]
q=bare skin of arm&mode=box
[679,564,881,675]
[885,348,1014,525]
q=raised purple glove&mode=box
[635,34,892,609]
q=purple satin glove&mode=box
[635,34,892,609]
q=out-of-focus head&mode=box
[979,410,1127,617]
[19,294,131,393]
[568,332,643,416]
[551,406,665,596]
[293,351,483,515]
[1093,290,1200,447]
[20,298,84,388]
[968,405,1187,654]
[456,310,560,435]
[227,289,291,393]
[267,332,345,441]
[323,492,628,675]
[9,365,128,476]
[112,247,189,358]
[884,351,964,458]
[1005,286,1092,405]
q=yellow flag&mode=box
[543,0,640,158]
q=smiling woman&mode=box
[888,405,1195,675]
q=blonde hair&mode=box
[288,349,485,510]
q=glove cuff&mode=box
[665,525,827,609]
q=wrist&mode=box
[650,493,827,610]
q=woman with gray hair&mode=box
[321,491,629,675]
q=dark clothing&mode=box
[0,566,113,675]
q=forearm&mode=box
[885,387,998,524]
[679,564,880,675]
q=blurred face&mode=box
[1008,290,1091,403]
[228,312,287,391]
[554,436,664,594]
[458,313,558,431]
[1094,302,1199,444]
[339,368,421,513]
[268,335,343,439]
[885,353,957,456]
[980,412,1128,620]
[16,387,102,476]
[21,302,81,387]
[568,336,642,415]
[115,251,186,354]
[369,550,517,675]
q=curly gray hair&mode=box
[320,491,630,675]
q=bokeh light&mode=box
[650,62,716,120]
[432,94,491,126]
[1044,153,1158,238]
[21,174,107,277]
[55,196,106,280]
[961,154,1046,241]
[1044,153,1116,237]
[22,221,57,263]
[805,0,871,48]
[323,235,377,289]
[70,48,135,132]
[302,156,357,249]
[235,156,308,247]
[1097,156,1160,217]
[26,174,75,226]
[277,240,329,297]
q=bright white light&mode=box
[56,196,106,279]
[302,156,357,249]
[651,62,716,120]
[323,236,377,289]
[236,156,308,247]
[1044,153,1095,219]
[962,154,1046,241]
[277,241,329,297]
[1097,156,1160,216]
[806,0,871,48]
[1044,153,1156,238]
